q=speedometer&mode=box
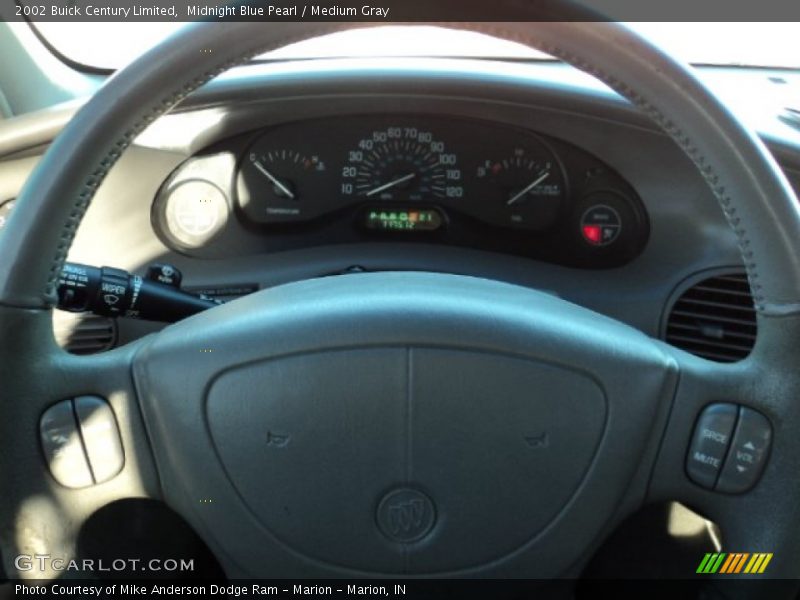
[341,126,463,202]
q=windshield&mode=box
[32,23,800,71]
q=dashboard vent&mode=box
[665,272,756,362]
[53,311,117,355]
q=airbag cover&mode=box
[206,345,605,573]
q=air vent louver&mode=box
[665,272,756,363]
[53,311,117,355]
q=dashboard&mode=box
[154,115,647,268]
[1,57,799,356]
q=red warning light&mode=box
[582,225,602,244]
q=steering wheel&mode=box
[2,3,800,593]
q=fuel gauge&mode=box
[475,146,566,231]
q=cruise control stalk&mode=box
[57,262,219,322]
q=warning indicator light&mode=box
[582,225,602,244]
[580,205,621,247]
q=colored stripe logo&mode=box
[697,553,773,574]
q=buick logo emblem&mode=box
[376,488,436,542]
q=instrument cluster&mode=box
[153,115,649,268]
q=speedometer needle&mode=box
[253,159,295,199]
[507,172,549,205]
[365,173,416,197]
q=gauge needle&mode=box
[507,172,550,205]
[365,173,416,197]
[253,160,295,199]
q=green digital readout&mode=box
[364,208,443,232]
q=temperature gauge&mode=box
[238,148,328,224]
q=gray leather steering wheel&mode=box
[2,3,800,591]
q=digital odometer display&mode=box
[363,208,443,232]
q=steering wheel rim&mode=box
[2,2,800,591]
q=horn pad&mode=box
[206,346,605,574]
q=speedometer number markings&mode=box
[342,127,463,202]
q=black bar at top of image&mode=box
[1,0,800,22]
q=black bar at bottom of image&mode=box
[3,579,800,600]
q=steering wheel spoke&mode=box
[0,306,160,579]
[648,315,800,584]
